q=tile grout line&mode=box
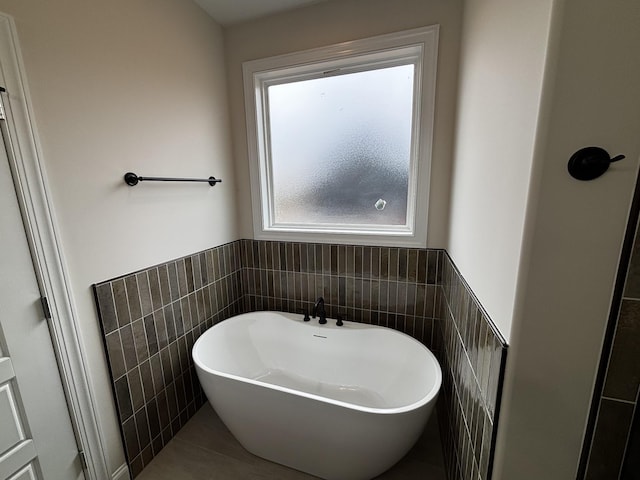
[616,388,639,480]
[601,395,636,405]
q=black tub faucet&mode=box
[313,297,327,325]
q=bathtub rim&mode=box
[192,311,442,415]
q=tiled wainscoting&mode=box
[93,242,243,476]
[580,212,640,478]
[94,239,508,479]
[239,239,443,349]
[437,255,508,480]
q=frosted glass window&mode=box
[243,26,439,246]
[267,65,414,226]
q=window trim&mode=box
[243,25,439,247]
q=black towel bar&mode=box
[124,172,222,187]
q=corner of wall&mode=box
[437,253,507,480]
[492,0,640,477]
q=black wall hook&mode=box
[568,147,625,181]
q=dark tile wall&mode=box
[93,241,243,477]
[437,253,508,480]
[239,239,443,349]
[240,240,508,479]
[95,239,509,480]
[582,215,640,478]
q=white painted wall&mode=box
[0,0,237,475]
[494,0,640,477]
[224,0,464,248]
[447,0,555,340]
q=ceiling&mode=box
[194,0,329,26]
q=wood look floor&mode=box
[137,403,446,479]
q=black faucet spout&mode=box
[312,297,327,325]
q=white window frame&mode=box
[243,25,439,247]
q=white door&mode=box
[0,116,84,478]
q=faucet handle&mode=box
[312,296,324,318]
[336,314,344,327]
[299,308,310,322]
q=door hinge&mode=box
[41,296,52,320]
[79,450,88,471]
[0,87,5,120]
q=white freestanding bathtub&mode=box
[192,311,441,480]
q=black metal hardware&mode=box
[312,297,327,325]
[124,172,222,187]
[298,307,311,321]
[568,147,626,181]
[336,314,344,327]
[41,296,52,320]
